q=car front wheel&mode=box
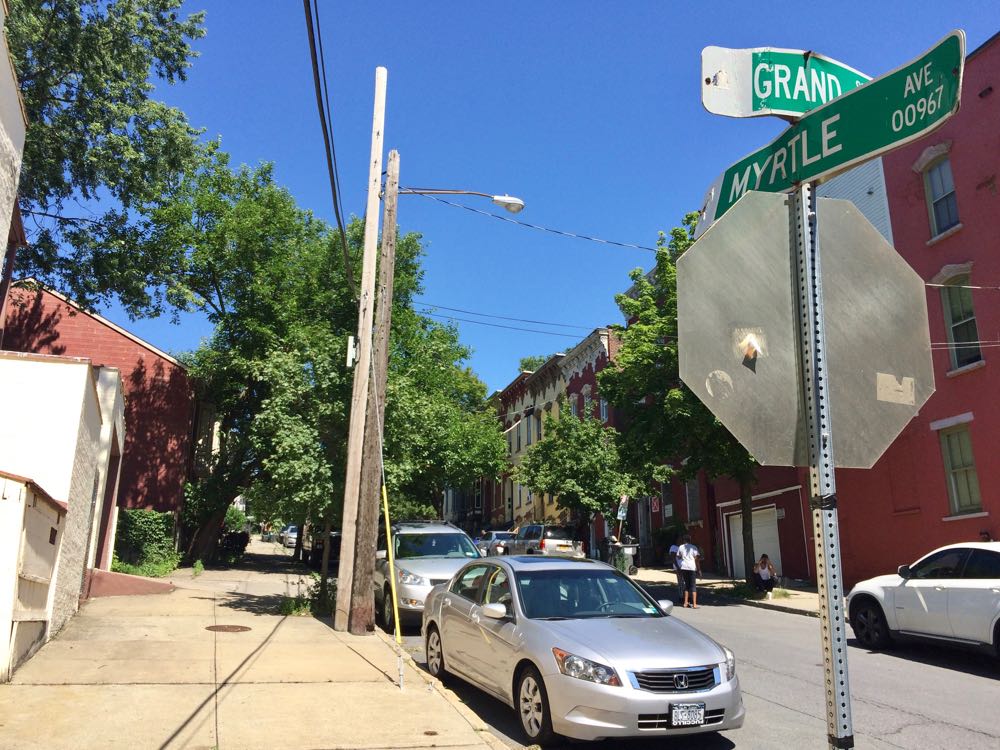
[516,665,556,746]
[426,626,446,679]
[851,600,892,649]
[381,587,394,633]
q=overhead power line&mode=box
[421,311,583,338]
[303,0,356,297]
[414,300,595,330]
[415,193,658,253]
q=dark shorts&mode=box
[680,569,697,593]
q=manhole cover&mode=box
[206,625,252,633]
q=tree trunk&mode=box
[739,477,755,586]
[185,507,227,565]
[292,516,306,562]
[318,517,333,615]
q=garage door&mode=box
[729,507,781,579]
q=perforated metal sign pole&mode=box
[792,183,854,750]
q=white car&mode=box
[847,541,1000,655]
[422,557,743,745]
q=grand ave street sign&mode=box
[702,45,870,119]
[694,30,965,238]
[678,192,935,469]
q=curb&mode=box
[634,577,820,619]
[735,597,819,618]
[373,628,511,750]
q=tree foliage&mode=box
[515,402,642,520]
[597,212,759,580]
[7,0,206,314]
[518,354,554,373]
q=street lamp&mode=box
[397,187,526,214]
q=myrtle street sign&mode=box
[694,31,965,238]
[702,46,870,119]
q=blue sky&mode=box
[102,1,997,393]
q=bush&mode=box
[113,509,178,577]
[224,505,248,532]
[218,530,250,564]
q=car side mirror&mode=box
[657,599,674,616]
[897,564,910,579]
[375,550,386,560]
[479,549,488,557]
[482,602,508,620]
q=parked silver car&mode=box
[374,521,482,631]
[478,530,516,556]
[507,524,585,558]
[422,557,744,745]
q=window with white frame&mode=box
[600,398,608,422]
[526,414,532,446]
[925,157,959,236]
[661,482,673,519]
[939,426,981,515]
[685,478,701,521]
[570,396,578,417]
[536,414,542,442]
[584,395,592,418]
[516,420,522,451]
[941,275,981,369]
[517,484,522,507]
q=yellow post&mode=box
[380,483,403,644]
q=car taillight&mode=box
[540,539,546,550]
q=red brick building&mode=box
[827,32,1000,584]
[2,285,206,514]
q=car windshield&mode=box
[494,532,515,540]
[515,568,662,619]
[394,533,479,560]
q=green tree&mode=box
[385,312,508,513]
[515,402,642,521]
[518,354,554,373]
[7,0,206,314]
[597,213,759,583]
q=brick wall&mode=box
[3,288,196,512]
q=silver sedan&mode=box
[422,556,744,745]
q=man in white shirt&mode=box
[676,534,702,608]
[668,536,683,598]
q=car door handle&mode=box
[471,612,481,624]
[935,586,946,591]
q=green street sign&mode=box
[703,46,870,119]
[695,31,965,238]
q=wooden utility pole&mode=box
[349,149,399,634]
[334,67,386,632]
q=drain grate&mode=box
[206,625,252,633]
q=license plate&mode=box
[670,703,705,727]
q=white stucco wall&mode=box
[0,353,104,635]
[0,354,92,500]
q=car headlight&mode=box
[552,647,621,687]
[723,647,736,681]
[397,569,428,586]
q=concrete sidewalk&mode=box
[633,566,821,617]
[0,543,501,749]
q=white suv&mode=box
[846,542,1000,655]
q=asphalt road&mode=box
[398,585,1000,749]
